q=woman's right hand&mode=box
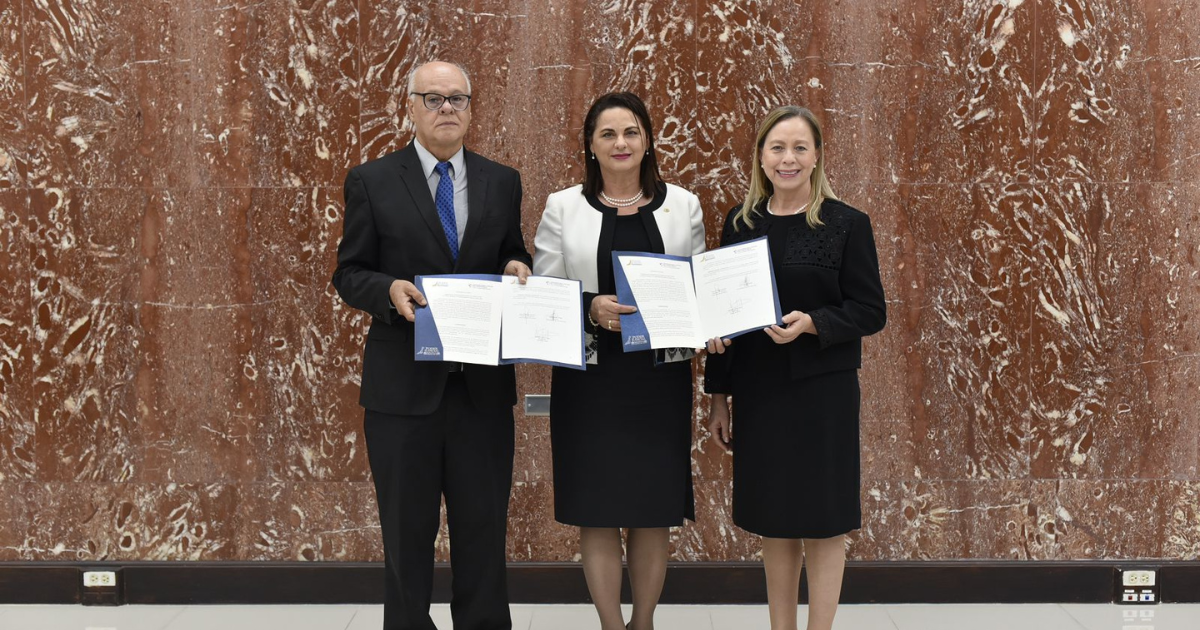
[708,394,732,453]
[590,294,637,332]
[705,337,732,354]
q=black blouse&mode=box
[704,198,887,392]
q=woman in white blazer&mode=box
[533,92,705,630]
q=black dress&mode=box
[550,204,696,528]
[705,199,886,539]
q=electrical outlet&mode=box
[1117,568,1161,605]
[80,568,122,606]
[1123,570,1157,587]
[82,571,117,588]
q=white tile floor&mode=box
[0,603,1196,629]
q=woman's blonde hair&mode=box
[735,106,837,231]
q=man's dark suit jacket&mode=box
[332,142,531,416]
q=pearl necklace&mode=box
[600,190,644,207]
[767,196,806,216]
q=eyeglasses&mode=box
[410,92,472,111]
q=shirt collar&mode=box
[413,138,466,179]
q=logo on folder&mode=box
[417,346,441,356]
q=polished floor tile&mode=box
[343,605,384,630]
[525,603,716,630]
[884,604,1084,630]
[710,603,900,629]
[1,603,1198,629]
[162,604,359,630]
[343,604,536,630]
[0,604,185,630]
[1062,603,1200,630]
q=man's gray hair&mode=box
[406,61,473,95]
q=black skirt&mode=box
[549,334,695,528]
[731,368,861,539]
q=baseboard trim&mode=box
[2,561,1198,605]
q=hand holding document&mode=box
[414,274,585,369]
[613,237,781,350]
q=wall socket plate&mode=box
[1122,570,1157,587]
[81,568,122,606]
[83,571,117,588]
[1116,568,1160,605]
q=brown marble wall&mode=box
[0,0,1197,564]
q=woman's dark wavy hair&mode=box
[582,92,662,198]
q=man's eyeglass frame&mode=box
[410,92,472,111]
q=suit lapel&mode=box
[458,150,490,268]
[396,143,455,262]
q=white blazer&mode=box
[533,183,706,364]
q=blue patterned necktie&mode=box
[434,161,458,261]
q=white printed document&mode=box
[613,237,781,350]
[414,274,585,369]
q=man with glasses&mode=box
[333,60,531,630]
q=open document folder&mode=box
[413,274,586,369]
[613,237,782,351]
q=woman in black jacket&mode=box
[705,106,886,630]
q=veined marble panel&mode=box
[1,0,1198,564]
[23,0,193,188]
[19,482,238,560]
[186,2,360,187]
[1029,183,1200,479]
[248,187,369,482]
[239,482,380,561]
[0,191,33,483]
[1034,0,1200,183]
[0,483,25,560]
[507,480,578,562]
[0,2,26,189]
[856,183,1035,481]
[853,480,1062,560]
[1058,480,1200,558]
[30,188,143,483]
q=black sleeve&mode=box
[582,292,599,334]
[331,168,402,325]
[702,210,739,395]
[806,212,887,349]
[497,171,534,273]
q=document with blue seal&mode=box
[414,274,586,369]
[613,237,782,351]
